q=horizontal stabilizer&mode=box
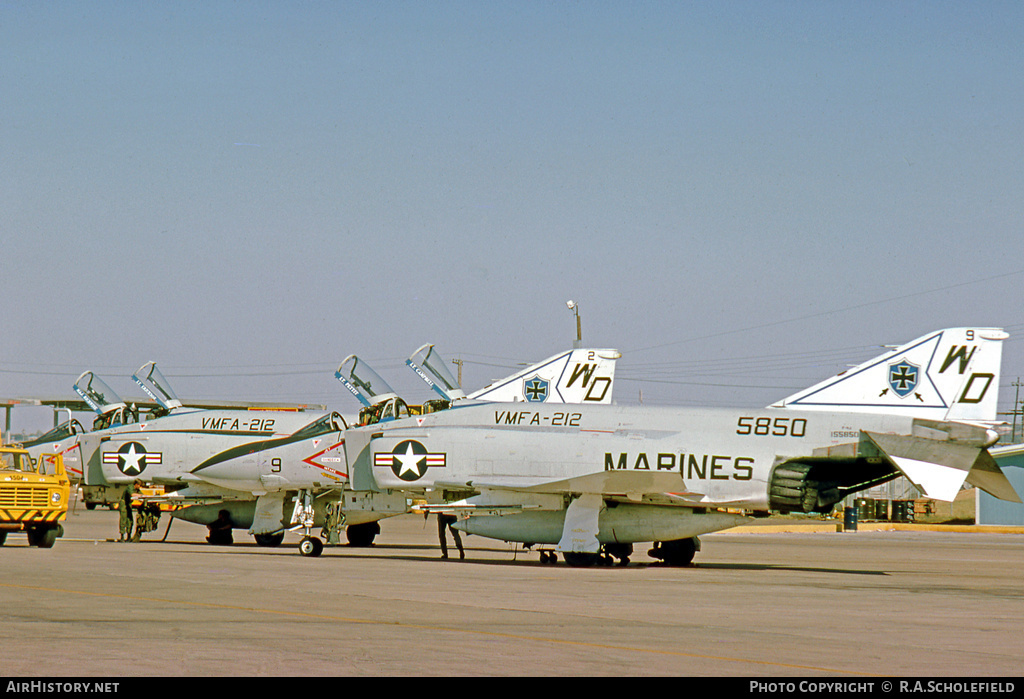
[966,450,1023,504]
[887,456,970,502]
[865,431,1021,503]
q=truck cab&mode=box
[0,445,70,547]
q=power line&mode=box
[626,268,1024,354]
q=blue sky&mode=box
[3,1,1024,431]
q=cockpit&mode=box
[292,412,349,440]
[337,353,456,426]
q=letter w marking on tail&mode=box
[567,363,596,388]
[940,346,976,374]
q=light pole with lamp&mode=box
[566,300,581,349]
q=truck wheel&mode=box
[0,532,6,546]
[27,527,58,548]
[35,528,58,548]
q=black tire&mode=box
[346,521,380,547]
[254,533,285,547]
[36,528,58,548]
[563,551,600,567]
[299,536,323,557]
[654,537,697,566]
[0,532,6,546]
[27,527,59,548]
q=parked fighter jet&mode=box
[83,364,396,547]
[21,371,142,487]
[18,364,383,546]
[188,347,622,555]
[341,328,1020,566]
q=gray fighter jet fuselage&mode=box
[336,327,1020,566]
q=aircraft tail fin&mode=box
[466,349,620,404]
[772,328,1007,423]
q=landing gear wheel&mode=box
[603,543,633,567]
[346,521,381,547]
[254,533,285,547]
[562,552,601,567]
[649,537,697,566]
[540,551,558,564]
[299,536,324,557]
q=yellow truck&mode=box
[0,444,70,548]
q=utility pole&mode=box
[566,300,582,349]
[451,358,464,387]
[1014,378,1022,443]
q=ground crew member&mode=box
[437,513,464,560]
[206,509,234,545]
[118,484,136,542]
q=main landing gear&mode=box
[553,543,633,567]
[543,539,699,567]
[648,537,699,566]
[254,532,285,547]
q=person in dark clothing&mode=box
[437,513,464,560]
[206,509,234,545]
[118,485,135,542]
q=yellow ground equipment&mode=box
[0,444,70,548]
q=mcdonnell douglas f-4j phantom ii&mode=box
[25,363,392,546]
[341,328,1021,566]
[185,346,622,555]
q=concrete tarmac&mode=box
[2,500,1023,677]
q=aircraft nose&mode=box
[191,454,259,484]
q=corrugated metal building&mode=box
[983,443,1024,525]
